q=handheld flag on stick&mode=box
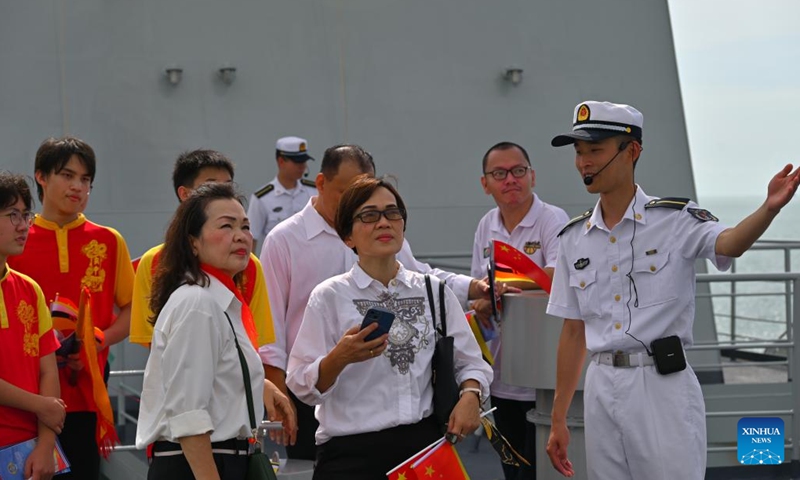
[465,311,494,365]
[492,240,552,293]
[410,440,470,479]
[480,416,532,468]
[52,289,118,457]
[387,437,446,480]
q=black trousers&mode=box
[313,416,441,480]
[147,439,248,480]
[491,396,536,480]
[285,389,319,460]
[58,411,100,480]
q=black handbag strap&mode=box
[424,275,447,337]
[224,312,258,438]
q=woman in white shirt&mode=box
[135,183,296,480]
[287,175,492,480]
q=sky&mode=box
[668,1,800,199]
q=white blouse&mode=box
[286,262,492,445]
[136,276,265,447]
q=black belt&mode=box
[152,438,250,457]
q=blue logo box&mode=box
[737,417,784,465]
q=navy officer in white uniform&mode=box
[248,136,318,252]
[544,100,800,479]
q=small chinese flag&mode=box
[387,438,446,480]
[492,240,551,293]
[411,441,470,480]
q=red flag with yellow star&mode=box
[411,441,470,480]
[387,438,447,480]
[492,240,551,293]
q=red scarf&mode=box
[200,264,259,350]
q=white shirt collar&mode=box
[350,261,415,290]
[585,185,648,234]
[203,274,239,312]
[301,197,338,241]
[271,177,301,197]
[489,192,541,235]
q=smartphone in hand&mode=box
[360,306,396,341]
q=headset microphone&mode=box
[582,141,630,186]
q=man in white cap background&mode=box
[471,141,569,480]
[544,101,800,479]
[248,136,318,252]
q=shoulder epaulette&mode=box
[558,209,593,237]
[300,178,316,188]
[254,184,274,198]
[644,197,690,210]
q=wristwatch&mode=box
[459,387,483,405]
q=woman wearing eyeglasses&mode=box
[286,175,492,480]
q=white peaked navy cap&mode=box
[551,101,643,147]
[276,136,314,162]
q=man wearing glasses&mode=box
[471,142,569,480]
[260,144,491,460]
[0,172,66,480]
[8,137,135,479]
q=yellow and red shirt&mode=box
[0,267,59,446]
[129,244,275,347]
[7,214,134,413]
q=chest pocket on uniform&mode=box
[568,268,601,319]
[631,251,677,308]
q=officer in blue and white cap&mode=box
[544,100,800,480]
[248,136,318,252]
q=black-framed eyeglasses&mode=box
[2,210,34,227]
[484,166,530,181]
[353,207,406,224]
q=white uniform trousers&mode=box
[583,360,706,480]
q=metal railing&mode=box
[105,248,800,465]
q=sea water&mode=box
[700,195,800,343]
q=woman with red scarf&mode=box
[135,182,296,480]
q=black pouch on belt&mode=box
[650,335,686,375]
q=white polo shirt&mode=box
[259,198,472,371]
[248,177,317,244]
[286,262,492,444]
[546,186,732,353]
[471,193,569,401]
[136,277,265,447]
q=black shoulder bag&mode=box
[224,313,279,480]
[424,275,459,434]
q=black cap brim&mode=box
[551,129,623,147]
[282,153,314,162]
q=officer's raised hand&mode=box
[765,164,800,213]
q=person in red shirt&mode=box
[0,172,65,480]
[8,137,135,479]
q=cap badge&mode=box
[625,127,632,133]
[299,142,307,152]
[577,104,590,122]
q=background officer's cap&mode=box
[276,136,315,162]
[551,101,643,147]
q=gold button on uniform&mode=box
[614,294,621,302]
[610,236,617,243]
[614,322,622,330]
[586,221,591,229]
[580,281,586,288]
[650,265,656,272]
[634,213,642,220]
[612,265,618,272]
